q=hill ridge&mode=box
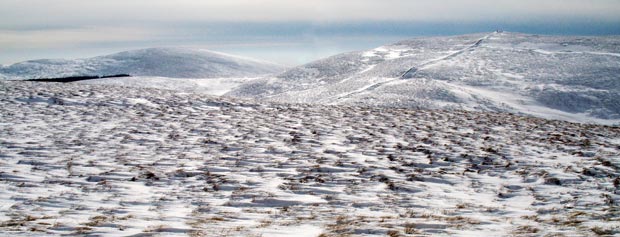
[0,47,285,79]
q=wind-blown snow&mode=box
[1,81,619,236]
[0,48,285,79]
[79,76,260,96]
[228,32,620,125]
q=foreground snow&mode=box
[1,81,619,236]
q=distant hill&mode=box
[0,48,285,79]
[228,32,620,125]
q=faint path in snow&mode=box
[260,64,380,102]
[400,33,492,79]
[333,33,495,102]
[338,65,377,84]
[334,78,394,102]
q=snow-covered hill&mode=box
[228,32,620,125]
[1,81,619,236]
[0,48,285,79]
[2,32,618,126]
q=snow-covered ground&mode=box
[79,76,260,96]
[1,81,619,236]
[0,48,285,80]
[228,32,620,125]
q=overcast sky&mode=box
[1,0,620,65]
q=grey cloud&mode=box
[1,0,619,28]
[1,0,619,65]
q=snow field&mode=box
[1,81,619,236]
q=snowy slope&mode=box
[0,48,285,79]
[1,81,619,236]
[78,76,260,96]
[228,32,620,125]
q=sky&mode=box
[1,0,620,66]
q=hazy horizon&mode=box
[2,0,619,66]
